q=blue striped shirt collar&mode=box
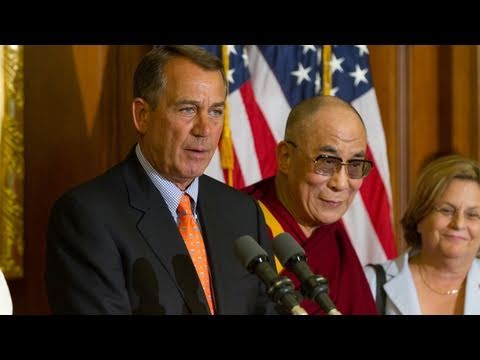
[135,144,199,220]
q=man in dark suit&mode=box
[45,45,276,315]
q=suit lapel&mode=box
[122,151,210,314]
[197,176,232,315]
[384,252,422,315]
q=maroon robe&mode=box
[243,176,378,315]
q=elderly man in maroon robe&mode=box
[244,95,379,315]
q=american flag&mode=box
[202,45,397,265]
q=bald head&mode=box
[284,95,365,141]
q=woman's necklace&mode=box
[418,264,461,296]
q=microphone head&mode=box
[272,232,305,266]
[233,235,269,270]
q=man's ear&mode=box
[277,141,291,175]
[132,98,150,134]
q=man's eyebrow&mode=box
[174,100,200,106]
[174,100,225,107]
[317,145,366,158]
[318,145,338,155]
[351,150,366,158]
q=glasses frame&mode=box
[285,140,373,179]
[432,204,480,222]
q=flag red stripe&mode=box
[359,146,397,258]
[239,81,278,179]
[227,148,245,189]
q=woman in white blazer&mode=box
[0,269,12,314]
[365,155,480,315]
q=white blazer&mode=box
[364,249,480,315]
[0,270,12,315]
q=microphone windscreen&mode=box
[234,235,268,269]
[272,232,305,265]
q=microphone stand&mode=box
[301,274,342,315]
[267,276,308,315]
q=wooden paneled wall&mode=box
[370,45,479,252]
[8,45,150,314]
[6,45,480,313]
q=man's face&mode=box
[135,57,225,190]
[279,105,367,227]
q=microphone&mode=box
[272,232,342,315]
[234,235,307,315]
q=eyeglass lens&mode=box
[315,157,371,179]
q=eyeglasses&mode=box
[285,140,373,179]
[433,205,480,222]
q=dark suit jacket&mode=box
[45,149,276,314]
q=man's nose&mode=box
[327,164,349,191]
[192,112,211,137]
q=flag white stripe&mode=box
[204,148,224,181]
[352,89,393,202]
[229,91,262,186]
[343,194,387,265]
[247,45,291,143]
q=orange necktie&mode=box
[177,193,214,314]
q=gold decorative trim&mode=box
[0,45,24,278]
[257,200,284,274]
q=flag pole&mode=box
[322,45,332,96]
[220,45,234,187]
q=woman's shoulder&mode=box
[384,249,418,276]
[365,249,414,280]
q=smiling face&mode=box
[417,179,480,262]
[277,103,367,227]
[133,57,225,190]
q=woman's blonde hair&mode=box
[401,154,480,247]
